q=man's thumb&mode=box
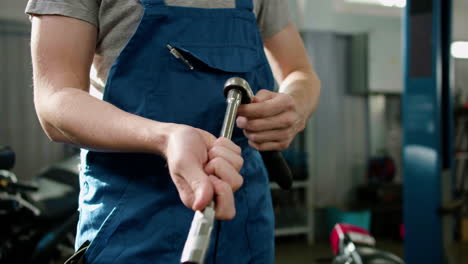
[190,170,214,211]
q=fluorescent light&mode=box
[345,0,406,8]
[346,0,382,4]
[380,0,396,7]
[452,42,468,59]
[395,0,406,8]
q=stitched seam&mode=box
[85,175,133,261]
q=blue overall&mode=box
[76,0,275,263]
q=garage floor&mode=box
[275,236,468,264]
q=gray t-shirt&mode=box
[25,0,289,93]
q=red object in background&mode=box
[400,224,405,240]
[367,157,396,183]
[330,223,376,255]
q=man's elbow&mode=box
[44,124,68,142]
[34,93,70,143]
[36,113,68,143]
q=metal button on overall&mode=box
[76,0,275,263]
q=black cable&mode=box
[213,220,221,264]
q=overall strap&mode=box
[141,0,253,10]
[236,0,254,11]
[140,0,165,6]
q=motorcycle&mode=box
[0,145,80,264]
[331,223,404,264]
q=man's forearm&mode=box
[35,86,174,155]
[279,69,321,127]
[263,23,321,128]
[30,15,172,155]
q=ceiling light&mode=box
[452,41,468,59]
[345,0,406,8]
[346,0,381,4]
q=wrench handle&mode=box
[223,89,293,190]
[260,151,293,190]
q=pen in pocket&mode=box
[166,44,194,70]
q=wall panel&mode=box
[302,31,369,207]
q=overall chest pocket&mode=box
[167,43,262,73]
[145,43,267,135]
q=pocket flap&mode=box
[170,43,262,73]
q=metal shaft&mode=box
[220,89,243,139]
[181,88,244,264]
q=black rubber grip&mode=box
[0,145,15,170]
[8,182,39,192]
[260,151,293,190]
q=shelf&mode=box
[274,226,310,236]
[270,180,308,190]
[455,152,468,160]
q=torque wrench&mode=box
[180,77,293,264]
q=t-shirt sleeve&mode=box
[255,0,290,39]
[25,0,99,26]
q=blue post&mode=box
[403,0,453,263]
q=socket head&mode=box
[224,77,254,104]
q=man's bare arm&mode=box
[31,15,243,218]
[264,23,321,122]
[31,15,171,154]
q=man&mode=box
[27,0,320,263]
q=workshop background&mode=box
[1,0,468,263]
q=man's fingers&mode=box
[237,91,294,119]
[205,157,243,191]
[252,89,275,103]
[208,144,244,171]
[243,129,292,144]
[248,139,291,152]
[209,176,236,220]
[237,100,282,119]
[214,137,241,155]
[237,111,296,132]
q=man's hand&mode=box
[165,125,243,220]
[236,90,306,151]
[238,22,321,152]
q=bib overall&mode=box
[76,0,275,263]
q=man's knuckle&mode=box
[233,176,244,190]
[218,137,231,146]
[211,157,223,169]
[233,144,242,154]
[256,144,265,151]
[282,116,294,126]
[258,89,269,96]
[233,159,243,172]
[238,156,244,169]
[228,209,236,219]
[221,180,232,191]
[279,141,289,149]
[247,123,258,131]
[208,147,218,158]
[288,99,296,109]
